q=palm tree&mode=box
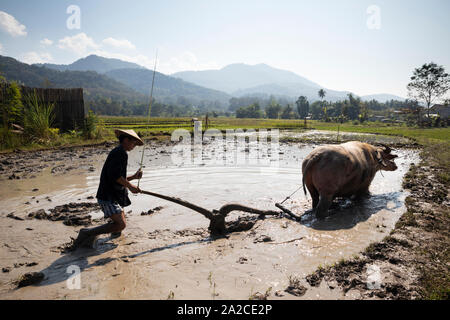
[318,89,326,100]
[318,89,327,121]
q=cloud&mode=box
[40,38,53,46]
[0,43,3,54]
[21,52,53,64]
[57,34,137,56]
[0,11,27,37]
[58,32,99,55]
[102,37,135,50]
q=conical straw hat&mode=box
[114,129,144,146]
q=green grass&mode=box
[100,116,450,144]
[307,121,450,144]
[2,116,449,152]
[100,116,307,133]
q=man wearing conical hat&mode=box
[72,129,144,249]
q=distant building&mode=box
[368,115,384,122]
[430,104,450,119]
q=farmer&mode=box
[72,129,144,248]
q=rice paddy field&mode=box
[100,116,306,133]
[99,116,450,145]
[3,116,448,153]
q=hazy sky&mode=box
[0,0,449,97]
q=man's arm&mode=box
[127,169,143,181]
[116,176,140,194]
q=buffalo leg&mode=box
[354,188,370,200]
[316,194,332,219]
[307,185,319,209]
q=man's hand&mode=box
[128,169,143,181]
[117,176,141,193]
[128,183,141,194]
[134,169,143,180]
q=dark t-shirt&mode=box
[96,145,131,207]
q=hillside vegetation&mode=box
[0,55,145,103]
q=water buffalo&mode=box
[302,141,398,218]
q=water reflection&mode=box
[300,191,404,230]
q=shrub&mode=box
[0,127,23,150]
[1,81,24,130]
[82,110,98,139]
[23,91,55,142]
[433,116,441,127]
[94,117,108,139]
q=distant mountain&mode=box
[0,55,145,102]
[360,93,405,102]
[35,54,144,74]
[10,53,405,108]
[172,63,355,102]
[105,68,231,108]
[2,54,231,109]
[172,63,409,103]
[32,54,231,108]
[172,63,321,94]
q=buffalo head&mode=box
[376,144,398,171]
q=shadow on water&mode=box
[298,191,404,231]
[29,236,213,288]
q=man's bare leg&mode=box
[72,211,126,248]
[110,210,126,238]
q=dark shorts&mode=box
[98,199,123,219]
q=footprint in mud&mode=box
[140,206,164,216]
[237,257,249,264]
[253,235,273,243]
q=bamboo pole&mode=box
[138,52,158,188]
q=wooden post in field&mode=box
[337,123,340,142]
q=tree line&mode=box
[234,93,408,122]
[85,97,231,118]
[234,62,450,125]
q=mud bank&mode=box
[280,130,420,149]
[0,138,175,181]
[26,202,101,226]
[299,145,449,300]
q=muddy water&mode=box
[281,129,413,145]
[0,135,419,299]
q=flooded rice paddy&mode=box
[0,130,419,299]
